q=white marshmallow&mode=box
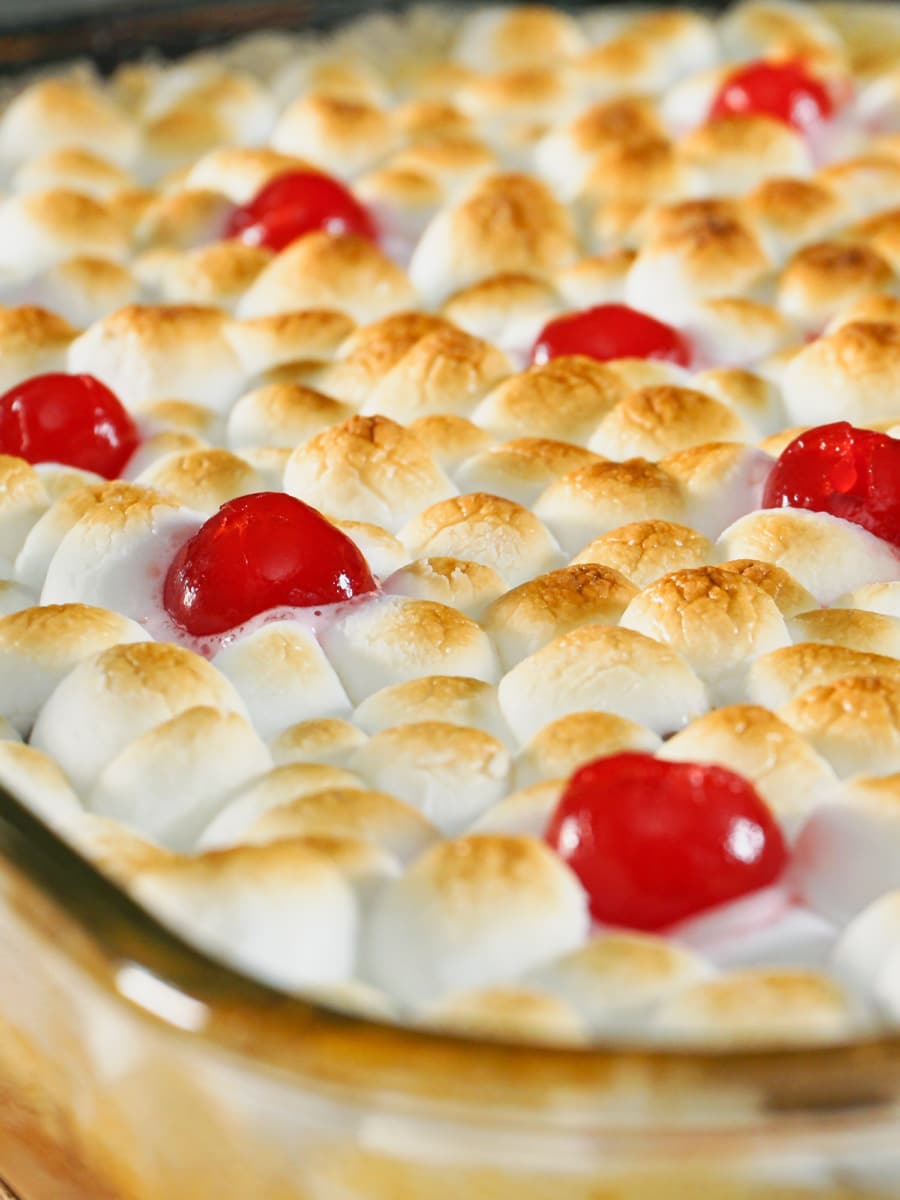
[132,842,357,991]
[498,624,708,744]
[319,595,499,704]
[364,834,589,1010]
[31,641,248,796]
[349,721,511,834]
[88,706,271,852]
[527,933,713,1036]
[0,741,81,832]
[515,711,661,788]
[793,776,900,925]
[832,892,900,1021]
[269,718,368,769]
[212,622,351,741]
[718,509,900,606]
[468,780,564,838]
[0,458,49,576]
[198,762,365,850]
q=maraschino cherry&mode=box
[762,421,900,551]
[545,752,788,932]
[531,304,692,368]
[0,372,139,479]
[164,492,377,637]
[225,169,378,252]
[710,60,835,130]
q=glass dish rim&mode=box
[4,782,900,1127]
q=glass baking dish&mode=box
[3,2,900,1196]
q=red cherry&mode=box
[225,170,378,252]
[545,752,788,932]
[163,492,377,637]
[0,372,139,479]
[710,60,835,130]
[531,304,691,368]
[762,421,900,551]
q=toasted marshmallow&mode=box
[652,968,858,1047]
[31,642,247,796]
[143,400,222,444]
[777,242,894,330]
[718,508,900,605]
[456,439,601,510]
[535,459,686,555]
[151,241,272,311]
[271,96,398,179]
[717,558,816,619]
[356,166,446,255]
[555,251,636,310]
[383,557,506,619]
[197,762,364,849]
[819,155,900,221]
[453,7,585,71]
[780,675,900,778]
[422,985,585,1045]
[389,136,497,198]
[626,203,770,323]
[270,718,368,768]
[225,310,354,381]
[158,73,276,149]
[574,12,717,99]
[473,356,624,446]
[847,208,900,274]
[686,297,795,368]
[12,146,132,200]
[661,705,836,833]
[693,368,786,437]
[0,190,128,282]
[620,566,790,702]
[456,67,576,150]
[358,327,511,422]
[32,255,138,329]
[365,834,589,1008]
[88,706,270,851]
[441,273,561,352]
[682,115,812,196]
[318,311,453,404]
[498,624,707,744]
[284,415,454,533]
[0,603,148,734]
[320,595,498,704]
[484,563,637,669]
[0,305,77,393]
[135,448,260,515]
[528,933,712,1036]
[790,608,900,658]
[238,233,415,323]
[68,305,244,414]
[132,841,357,990]
[0,457,49,573]
[744,177,849,264]
[0,741,81,831]
[349,721,510,833]
[143,109,230,180]
[242,786,438,864]
[212,622,350,740]
[581,138,692,213]
[38,487,202,620]
[408,414,492,475]
[0,78,138,170]
[590,385,750,462]
[749,643,900,710]
[400,493,561,586]
[793,774,900,925]
[125,430,208,480]
[136,189,232,251]
[64,813,174,884]
[516,711,661,788]
[782,321,900,425]
[535,97,664,198]
[570,519,713,589]
[832,892,900,1019]
[182,146,312,203]
[409,173,578,306]
[353,675,508,744]
[718,1,844,65]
